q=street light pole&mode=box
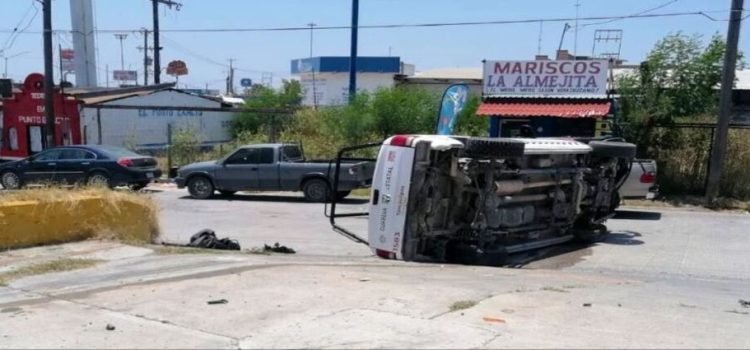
[348,0,359,103]
[114,33,128,71]
[308,22,318,109]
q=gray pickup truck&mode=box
[175,143,374,201]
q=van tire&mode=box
[589,141,637,159]
[462,138,525,158]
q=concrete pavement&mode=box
[0,186,748,348]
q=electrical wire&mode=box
[0,9,742,35]
[575,0,681,28]
[1,0,40,53]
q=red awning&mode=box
[477,101,611,118]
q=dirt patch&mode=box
[0,258,103,286]
[449,300,478,312]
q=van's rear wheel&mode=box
[462,138,525,158]
[303,178,330,202]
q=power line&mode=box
[0,9,742,35]
[576,0,681,28]
[1,0,40,53]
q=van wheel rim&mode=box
[2,173,20,189]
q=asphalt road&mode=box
[152,187,373,257]
[153,186,750,281]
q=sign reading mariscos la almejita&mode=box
[483,60,609,97]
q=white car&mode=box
[349,135,636,266]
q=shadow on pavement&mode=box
[601,230,644,245]
[614,210,662,220]
[179,194,370,205]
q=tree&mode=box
[618,33,738,153]
[231,80,303,136]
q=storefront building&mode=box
[0,73,81,159]
[477,59,613,138]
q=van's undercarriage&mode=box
[401,137,635,266]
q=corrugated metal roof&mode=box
[477,101,611,118]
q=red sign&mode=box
[166,60,188,76]
[61,49,75,60]
[0,73,81,158]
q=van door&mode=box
[367,144,415,260]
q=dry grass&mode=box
[0,186,160,245]
[449,300,478,312]
[0,258,102,286]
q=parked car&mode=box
[0,145,161,190]
[620,159,659,200]
[175,143,374,201]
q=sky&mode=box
[0,0,746,92]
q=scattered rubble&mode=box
[105,324,116,331]
[207,299,228,305]
[739,299,750,308]
[263,243,296,254]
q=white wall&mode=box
[298,73,396,106]
[81,90,234,149]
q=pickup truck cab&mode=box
[176,143,373,201]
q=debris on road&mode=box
[583,303,592,307]
[739,299,750,308]
[263,243,295,254]
[482,316,506,324]
[207,299,228,305]
[105,324,116,331]
[163,229,241,251]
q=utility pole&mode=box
[227,59,235,96]
[152,0,182,84]
[348,0,359,103]
[706,0,744,203]
[140,29,150,85]
[308,22,318,109]
[114,34,128,71]
[573,0,580,57]
[43,0,56,149]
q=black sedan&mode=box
[0,145,161,190]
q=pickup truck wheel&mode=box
[588,141,637,159]
[303,178,330,202]
[1,171,22,190]
[462,138,525,158]
[188,176,215,199]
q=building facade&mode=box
[290,56,413,106]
